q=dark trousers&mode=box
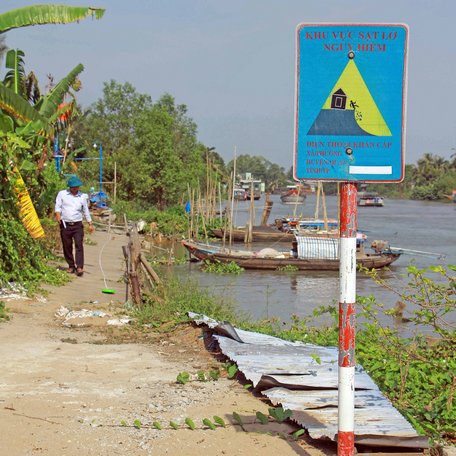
[60,222,84,269]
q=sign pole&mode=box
[99,143,103,207]
[338,181,357,456]
[293,23,407,455]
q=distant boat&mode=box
[280,186,306,205]
[239,178,262,200]
[357,192,384,207]
[182,238,400,271]
[233,188,247,201]
[450,190,456,203]
[275,217,339,232]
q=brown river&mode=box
[169,194,456,333]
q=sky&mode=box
[2,0,455,170]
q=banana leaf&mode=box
[11,165,45,239]
[0,5,105,33]
[0,84,52,136]
[4,49,26,96]
[39,64,84,119]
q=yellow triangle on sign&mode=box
[322,60,392,136]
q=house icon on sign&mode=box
[331,88,347,110]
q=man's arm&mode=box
[55,191,63,222]
[82,195,94,233]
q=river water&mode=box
[171,194,456,331]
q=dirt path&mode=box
[0,229,334,456]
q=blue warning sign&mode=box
[294,23,408,182]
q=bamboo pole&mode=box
[139,252,162,285]
[187,183,192,240]
[229,148,237,251]
[218,181,223,222]
[245,180,254,243]
[260,192,273,226]
[198,189,208,242]
[292,182,301,219]
[322,183,328,231]
[113,161,117,204]
[314,181,321,220]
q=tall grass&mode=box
[133,277,243,328]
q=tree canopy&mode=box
[71,81,212,209]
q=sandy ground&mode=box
[0,229,335,456]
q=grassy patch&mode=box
[133,277,242,329]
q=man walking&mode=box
[55,176,94,276]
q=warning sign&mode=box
[294,24,408,182]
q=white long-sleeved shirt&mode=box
[55,190,92,223]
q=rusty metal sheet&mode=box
[190,313,427,449]
[264,387,399,412]
[257,369,379,391]
[214,335,379,390]
[265,386,424,445]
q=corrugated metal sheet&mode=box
[190,313,429,449]
[296,236,339,259]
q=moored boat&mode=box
[280,187,306,205]
[357,191,384,207]
[210,226,295,243]
[233,188,247,201]
[182,238,400,271]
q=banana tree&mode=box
[0,4,105,238]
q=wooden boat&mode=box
[210,226,295,243]
[275,217,339,232]
[357,191,384,207]
[210,225,342,243]
[182,240,400,271]
[280,188,306,205]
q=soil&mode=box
[0,229,336,456]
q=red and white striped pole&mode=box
[338,182,358,456]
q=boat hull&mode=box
[211,227,295,243]
[182,241,400,271]
[280,195,306,204]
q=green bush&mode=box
[0,215,69,292]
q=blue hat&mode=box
[67,176,83,187]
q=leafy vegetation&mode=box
[71,82,214,211]
[0,301,10,321]
[201,260,244,274]
[276,264,299,272]
[133,264,455,445]
[0,215,69,292]
[244,265,456,444]
[0,4,105,291]
[369,154,456,200]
